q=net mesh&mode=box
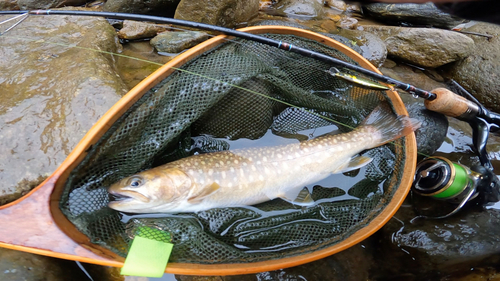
[59,33,406,263]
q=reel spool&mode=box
[412,156,500,219]
[413,157,480,204]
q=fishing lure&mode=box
[326,67,390,90]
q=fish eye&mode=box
[128,177,143,188]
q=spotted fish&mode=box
[108,105,419,213]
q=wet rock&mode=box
[0,0,19,10]
[0,13,126,205]
[362,3,467,29]
[363,26,474,68]
[379,206,500,278]
[334,29,387,68]
[14,0,89,9]
[174,0,259,28]
[446,22,500,113]
[103,0,180,17]
[150,31,209,53]
[273,0,324,19]
[325,0,346,12]
[337,16,358,30]
[117,20,167,40]
[0,248,90,280]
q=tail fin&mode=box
[360,104,421,148]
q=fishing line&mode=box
[1,33,432,159]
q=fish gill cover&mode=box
[59,34,406,263]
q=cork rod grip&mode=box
[424,88,479,119]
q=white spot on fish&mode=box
[257,161,262,165]
[208,169,214,176]
[277,154,282,158]
[227,182,233,188]
[234,160,239,164]
[188,170,195,176]
[230,167,235,172]
[287,155,293,160]
[264,167,270,174]
[221,171,226,179]
[251,166,257,171]
[346,143,351,149]
[258,175,264,181]
[249,175,254,181]
[342,136,347,141]
[263,157,267,162]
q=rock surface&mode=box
[274,0,325,19]
[174,0,259,28]
[447,22,500,113]
[150,31,209,53]
[0,13,126,205]
[377,205,500,279]
[103,0,180,16]
[363,26,474,68]
[363,3,467,29]
[117,20,167,40]
[0,248,91,280]
[0,0,19,10]
[334,29,387,68]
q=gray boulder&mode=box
[363,3,467,29]
[174,0,259,28]
[364,26,474,68]
[103,0,180,16]
[274,0,325,19]
[117,20,168,40]
[0,13,126,205]
[447,22,500,112]
[150,31,209,53]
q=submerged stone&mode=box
[0,13,126,205]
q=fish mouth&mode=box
[108,189,150,203]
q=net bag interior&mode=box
[59,33,409,264]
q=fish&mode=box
[108,104,419,213]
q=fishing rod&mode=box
[2,9,500,217]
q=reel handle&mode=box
[424,88,480,120]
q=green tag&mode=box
[121,228,173,277]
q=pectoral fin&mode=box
[187,183,220,204]
[278,187,314,206]
[333,156,372,174]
